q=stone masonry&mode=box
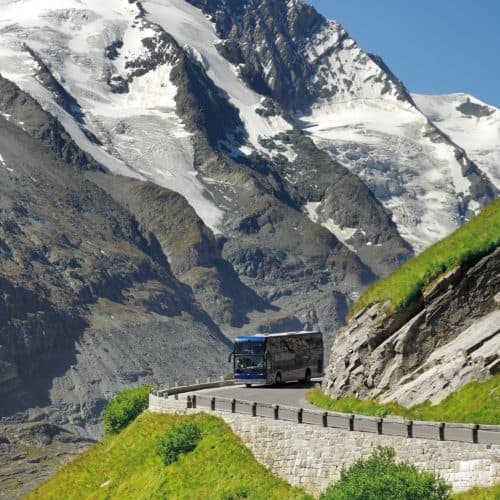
[150,394,500,496]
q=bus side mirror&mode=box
[228,352,233,363]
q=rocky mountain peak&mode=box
[0,0,497,452]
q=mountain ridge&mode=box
[0,0,497,438]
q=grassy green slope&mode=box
[308,375,500,425]
[350,199,500,319]
[452,484,500,500]
[28,412,310,500]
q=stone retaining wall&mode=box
[150,394,500,496]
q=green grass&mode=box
[308,375,500,425]
[349,199,500,320]
[28,411,311,500]
[451,484,500,500]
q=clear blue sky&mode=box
[308,0,500,107]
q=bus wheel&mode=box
[275,373,282,386]
[245,384,252,388]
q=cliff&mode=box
[324,246,499,407]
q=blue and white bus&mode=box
[230,331,324,387]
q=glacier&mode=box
[0,0,496,253]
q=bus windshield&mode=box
[235,355,265,373]
[234,341,265,356]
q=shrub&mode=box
[156,422,202,466]
[221,485,250,499]
[322,447,451,500]
[103,385,151,435]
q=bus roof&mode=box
[235,331,322,342]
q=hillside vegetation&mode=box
[321,447,450,500]
[28,412,310,500]
[452,484,500,500]
[103,385,151,435]
[349,199,500,319]
[308,375,500,425]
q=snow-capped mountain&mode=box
[413,93,500,189]
[0,0,495,252]
[0,0,498,449]
[181,0,497,250]
[291,22,498,251]
[0,0,497,334]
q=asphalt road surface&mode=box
[187,380,321,410]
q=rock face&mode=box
[0,422,94,499]
[0,0,414,346]
[0,75,232,435]
[323,248,500,406]
[186,0,498,252]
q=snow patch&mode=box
[143,0,294,156]
[468,199,480,214]
[305,201,357,252]
[413,93,500,189]
[305,21,400,104]
[299,95,483,252]
[0,0,224,232]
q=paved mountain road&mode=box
[185,381,321,410]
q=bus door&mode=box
[265,352,272,383]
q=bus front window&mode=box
[235,355,265,373]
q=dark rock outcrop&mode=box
[0,76,230,433]
[0,421,94,499]
[94,175,272,328]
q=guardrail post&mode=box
[231,399,236,413]
[472,424,479,444]
[211,397,216,411]
[273,405,279,420]
[322,412,328,427]
[349,414,354,431]
[192,395,197,409]
[406,420,413,438]
[377,418,383,435]
[251,402,257,417]
[297,408,303,424]
[439,423,445,441]
[174,394,179,400]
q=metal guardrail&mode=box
[154,377,235,397]
[154,387,500,445]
